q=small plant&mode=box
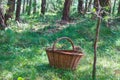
[17,77,24,80]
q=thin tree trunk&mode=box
[27,0,32,15]
[87,0,93,11]
[5,0,15,24]
[118,0,120,14]
[62,0,72,21]
[15,0,22,21]
[84,0,93,13]
[22,0,25,13]
[92,17,101,80]
[0,5,6,29]
[84,0,88,13]
[78,0,84,14]
[112,0,116,15]
[92,1,102,80]
[41,0,46,15]
[33,0,37,14]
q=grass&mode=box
[0,13,120,80]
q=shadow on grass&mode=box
[35,63,93,80]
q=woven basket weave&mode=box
[46,37,83,70]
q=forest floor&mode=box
[0,13,120,80]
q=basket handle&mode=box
[52,37,75,51]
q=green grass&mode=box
[0,13,120,80]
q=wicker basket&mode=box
[46,37,84,70]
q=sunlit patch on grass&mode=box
[45,12,57,16]
[115,38,120,47]
[98,57,118,68]
[0,71,13,80]
[97,56,120,79]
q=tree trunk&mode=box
[84,0,88,13]
[5,0,15,24]
[112,0,116,15]
[78,0,84,14]
[27,0,32,15]
[118,0,120,14]
[41,0,46,15]
[0,6,6,29]
[92,1,102,80]
[92,17,101,80]
[84,0,93,13]
[33,0,37,14]
[62,0,72,21]
[15,0,22,21]
[87,0,93,11]
[22,0,25,13]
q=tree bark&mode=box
[78,0,84,14]
[41,0,46,15]
[15,0,22,21]
[62,0,72,21]
[5,0,15,24]
[118,0,120,14]
[0,6,6,29]
[27,0,32,15]
[33,0,37,14]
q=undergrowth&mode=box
[0,13,120,80]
